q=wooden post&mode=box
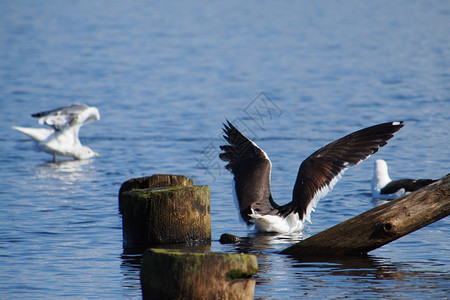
[282,174,450,257]
[140,249,258,300]
[119,174,194,213]
[120,174,211,246]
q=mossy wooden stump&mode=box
[119,174,194,213]
[120,174,211,246]
[140,249,258,300]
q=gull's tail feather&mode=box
[12,126,54,142]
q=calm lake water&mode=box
[1,1,449,299]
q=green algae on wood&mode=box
[140,249,258,300]
[118,174,194,212]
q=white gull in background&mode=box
[219,120,404,234]
[371,159,437,200]
[13,103,100,162]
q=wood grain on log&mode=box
[120,175,210,246]
[119,174,193,212]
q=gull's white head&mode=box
[371,159,391,196]
[74,146,99,160]
[374,159,389,180]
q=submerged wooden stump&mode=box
[120,174,211,246]
[140,249,258,300]
[282,174,450,257]
[220,233,241,244]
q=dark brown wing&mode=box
[279,121,404,222]
[219,120,278,224]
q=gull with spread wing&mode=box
[13,103,100,162]
[219,120,404,233]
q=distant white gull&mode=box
[13,103,100,162]
[371,159,437,200]
[219,120,404,234]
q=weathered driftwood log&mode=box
[282,174,450,257]
[119,174,194,213]
[120,174,210,246]
[140,249,258,300]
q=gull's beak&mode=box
[95,152,100,157]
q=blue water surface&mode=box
[0,1,449,299]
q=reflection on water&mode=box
[34,159,96,182]
[286,254,450,298]
[220,232,304,254]
[120,249,143,293]
[290,254,402,279]
[218,232,450,299]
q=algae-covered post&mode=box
[120,174,211,246]
[140,249,258,300]
[118,174,194,213]
[282,174,450,257]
